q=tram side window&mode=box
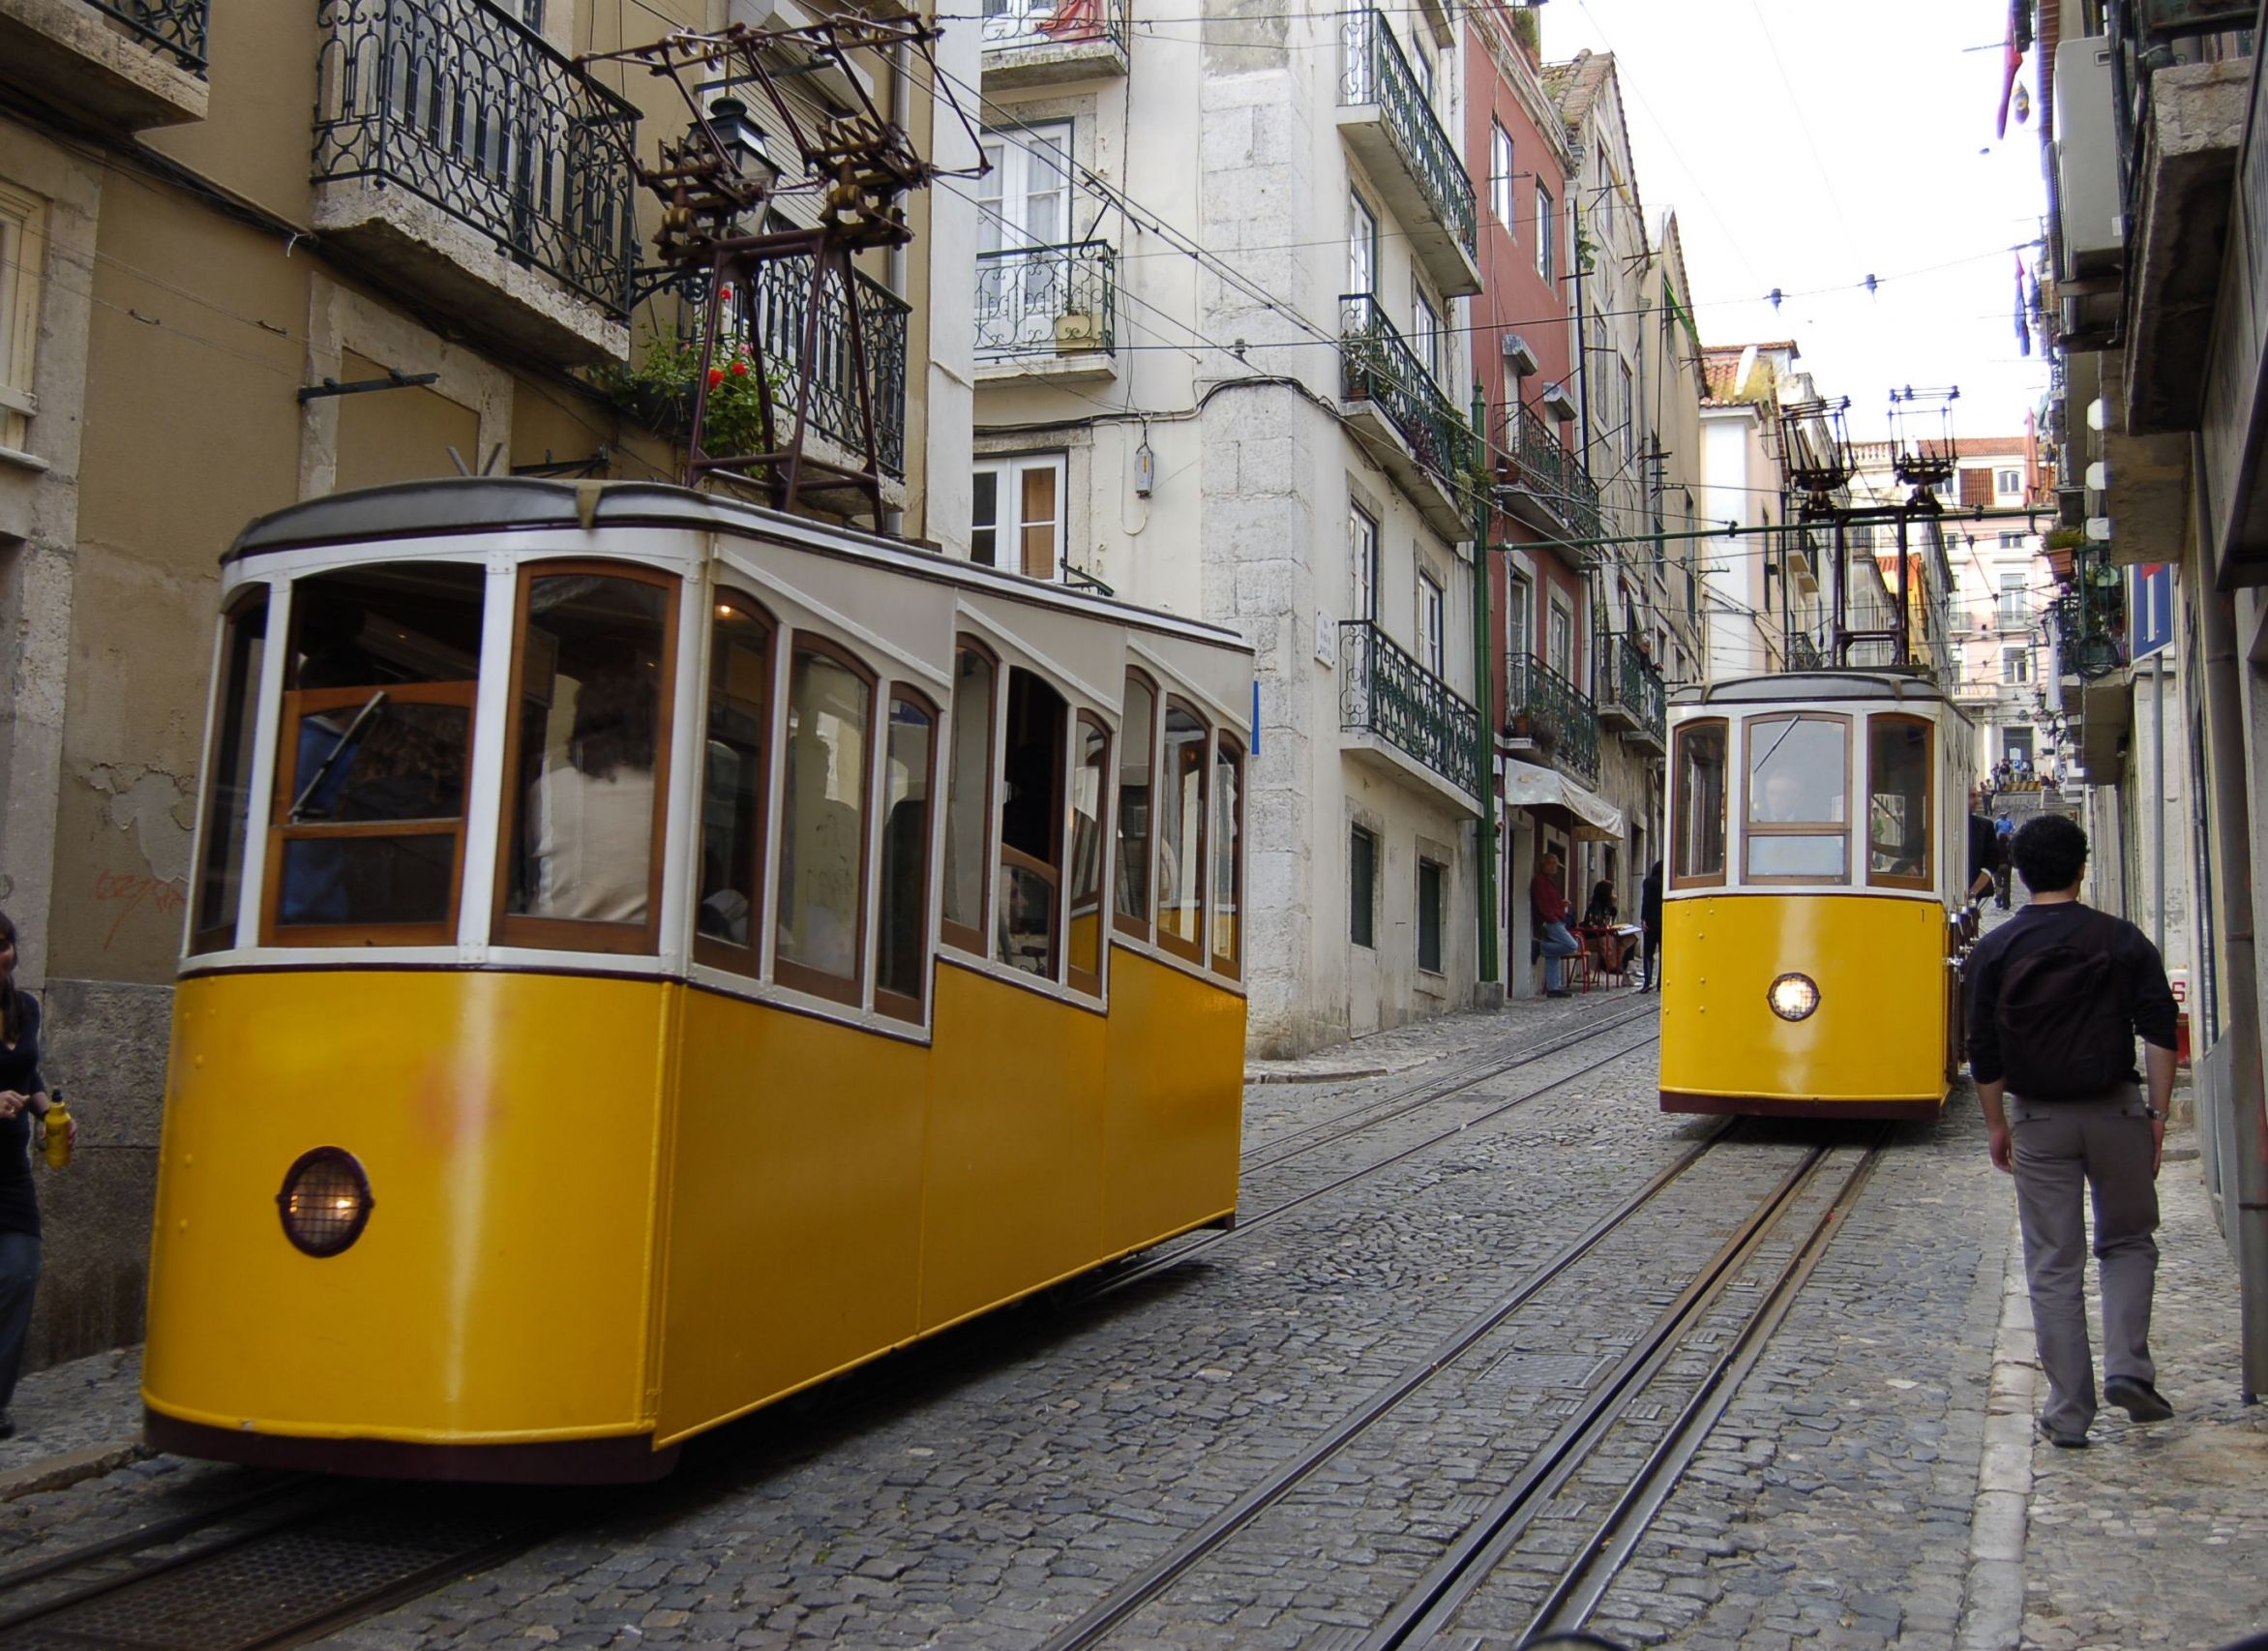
[269,563,487,946]
[774,639,874,1003]
[998,669,1068,978]
[877,693,937,1021]
[498,568,673,952]
[1066,713,1111,995]
[191,589,268,953]
[695,594,772,972]
[1156,701,1209,962]
[1114,672,1156,938]
[1745,713,1850,882]
[1672,719,1727,887]
[1212,735,1243,977]
[940,642,996,953]
[1867,715,1933,888]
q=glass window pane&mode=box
[1747,833,1848,879]
[1115,675,1154,926]
[1867,717,1932,884]
[698,599,769,956]
[776,645,871,983]
[1068,716,1109,982]
[997,669,1066,976]
[878,698,934,1008]
[288,701,469,826]
[1746,716,1847,825]
[278,834,456,928]
[288,562,486,692]
[1351,826,1376,948]
[507,575,667,925]
[1157,705,1207,951]
[1020,464,1059,580]
[943,646,994,936]
[1674,721,1726,884]
[192,591,269,949]
[1212,737,1241,972]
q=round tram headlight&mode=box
[276,1148,374,1258]
[1767,972,1821,1023]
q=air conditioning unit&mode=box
[1542,380,1578,421]
[2053,38,2121,277]
[1501,333,1540,376]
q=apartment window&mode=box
[1995,466,2023,498]
[972,454,1064,580]
[976,123,1074,352]
[1490,123,1514,228]
[1507,576,1533,658]
[1537,183,1555,282]
[1998,571,2027,629]
[1997,531,2023,549]
[1418,572,1446,678]
[1547,592,1574,679]
[1412,279,1444,385]
[1410,32,1434,105]
[0,182,45,453]
[1349,191,1377,295]
[2002,646,2031,684]
[1350,826,1377,947]
[1619,358,1635,463]
[1351,503,1379,621]
[1418,857,1444,975]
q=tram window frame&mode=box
[875,686,940,1024]
[1154,696,1210,966]
[190,586,270,954]
[1066,710,1113,998]
[940,637,1000,958]
[1113,669,1159,943]
[996,667,1070,982]
[1741,711,1853,886]
[1865,712,1935,892]
[492,560,680,957]
[772,632,880,1007]
[1211,733,1243,979]
[692,589,776,977]
[1671,718,1728,890]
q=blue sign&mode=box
[2131,562,2174,660]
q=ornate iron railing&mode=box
[1505,398,1601,543]
[1339,294,1476,492]
[1338,8,1477,260]
[1340,620,1481,798]
[1785,631,1824,671]
[313,0,641,317]
[980,0,1125,51]
[975,242,1116,358]
[2051,545,2129,680]
[1505,651,1600,788]
[1594,631,1665,744]
[85,0,207,73]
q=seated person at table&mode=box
[1583,879,1618,927]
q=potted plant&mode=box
[593,322,782,459]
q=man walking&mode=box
[1530,850,1581,999]
[1968,814,2180,1448]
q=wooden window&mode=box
[493,563,676,955]
[0,181,45,453]
[694,592,774,975]
[771,636,875,1004]
[1418,572,1446,678]
[941,639,998,953]
[1067,711,1112,995]
[1114,670,1156,939]
[1418,857,1444,975]
[191,588,270,954]
[1672,718,1727,889]
[1866,714,1934,891]
[1743,712,1852,884]
[265,563,489,948]
[876,690,938,1022]
[997,668,1068,978]
[1155,699,1209,962]
[972,455,1064,579]
[1211,735,1242,978]
[1351,826,1377,947]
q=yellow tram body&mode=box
[142,481,1253,1480]
[1658,673,1972,1122]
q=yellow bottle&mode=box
[42,1092,69,1170]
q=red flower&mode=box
[707,367,726,388]
[719,285,734,301]
[730,360,749,377]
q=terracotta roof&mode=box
[1698,344,1796,407]
[1951,435,2033,457]
[1540,48,1614,126]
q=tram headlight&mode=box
[276,1148,374,1258]
[1767,973,1821,1023]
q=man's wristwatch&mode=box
[2144,1105,2166,1122]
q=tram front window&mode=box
[1673,719,1727,887]
[192,590,268,952]
[268,564,485,943]
[1867,715,1933,887]
[1745,713,1849,882]
[697,596,772,966]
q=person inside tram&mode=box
[1755,767,1842,824]
[527,664,657,923]
[778,726,859,976]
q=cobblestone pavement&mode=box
[0,987,2262,1650]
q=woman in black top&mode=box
[0,910,72,1439]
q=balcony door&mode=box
[978,125,1073,353]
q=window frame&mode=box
[1348,189,1378,296]
[491,559,680,957]
[0,181,45,452]
[190,586,272,955]
[1536,181,1555,282]
[1741,711,1853,887]
[1671,716,1729,890]
[1418,570,1446,679]
[972,453,1067,580]
[874,684,940,1025]
[692,588,777,978]
[1417,856,1445,976]
[1411,275,1443,386]
[941,635,1001,956]
[1210,733,1243,980]
[1153,695,1210,966]
[995,666,1069,983]
[771,630,880,1007]
[1350,823,1378,948]
[1865,711,1935,893]
[1490,122,1514,229]
[1067,708,1114,997]
[1350,503,1380,622]
[1113,668,1159,943]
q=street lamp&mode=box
[706,97,781,195]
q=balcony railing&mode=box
[1338,8,1477,262]
[2051,546,2130,680]
[1341,620,1481,799]
[980,0,1124,52]
[1504,399,1601,544]
[1593,631,1665,746]
[1340,294,1476,492]
[975,242,1116,360]
[313,0,641,318]
[86,0,206,73]
[1505,652,1600,788]
[1785,631,1824,672]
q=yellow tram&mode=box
[143,479,1254,1481]
[1658,672,1974,1121]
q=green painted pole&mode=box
[1471,385,1499,987]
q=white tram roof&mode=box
[1670,669,1953,708]
[224,478,1253,660]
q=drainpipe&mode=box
[2153,645,2166,957]
[1472,383,1500,988]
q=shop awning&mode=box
[1503,759,1625,841]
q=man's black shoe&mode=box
[2040,1421,2089,1449]
[2104,1375,2174,1423]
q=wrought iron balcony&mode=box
[1593,631,1665,749]
[313,0,641,349]
[86,0,205,72]
[1785,631,1824,672]
[979,0,1128,84]
[975,242,1116,371]
[1340,620,1481,801]
[1504,652,1600,788]
[1339,294,1477,520]
[0,0,208,126]
[1336,8,1478,295]
[1501,399,1601,550]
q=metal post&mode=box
[1471,385,1500,987]
[2153,646,2166,958]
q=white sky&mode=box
[1541,0,2051,444]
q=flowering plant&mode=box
[594,316,780,459]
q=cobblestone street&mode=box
[0,992,2262,1649]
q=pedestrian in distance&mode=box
[1530,851,1581,999]
[1994,811,2016,910]
[1967,815,2179,1450]
[1966,810,1999,908]
[1639,859,1663,993]
[0,910,75,1442]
